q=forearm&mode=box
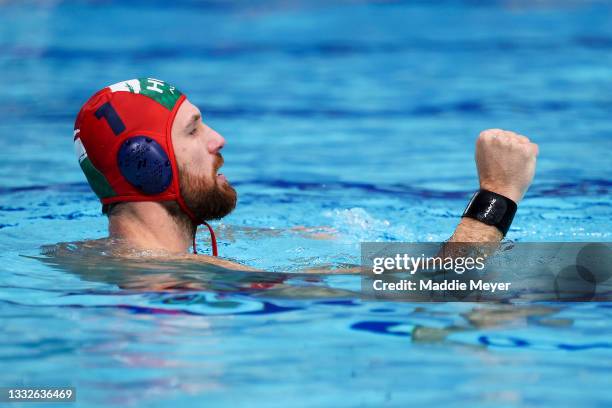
[446,129,538,244]
[442,217,503,261]
[448,217,502,243]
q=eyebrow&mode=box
[184,113,201,130]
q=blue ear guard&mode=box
[117,136,173,195]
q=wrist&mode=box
[479,182,523,203]
[462,189,518,236]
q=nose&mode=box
[207,126,226,154]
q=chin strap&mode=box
[174,192,218,257]
[192,221,218,256]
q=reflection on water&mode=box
[2,0,611,405]
[37,239,358,299]
[34,239,575,346]
[0,240,609,407]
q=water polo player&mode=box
[73,78,539,268]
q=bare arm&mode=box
[449,217,503,243]
[183,255,360,274]
[449,128,538,243]
[211,224,337,243]
[192,129,538,272]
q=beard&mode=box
[178,157,237,221]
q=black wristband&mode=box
[462,189,518,236]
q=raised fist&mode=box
[475,129,538,203]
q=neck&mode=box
[108,201,196,253]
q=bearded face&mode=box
[179,154,237,221]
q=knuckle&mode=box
[478,130,491,140]
[477,134,490,146]
[518,135,529,142]
[479,128,500,138]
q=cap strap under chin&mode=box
[174,196,218,257]
[192,221,218,256]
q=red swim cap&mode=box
[74,78,187,209]
[74,78,217,255]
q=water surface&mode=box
[1,1,611,406]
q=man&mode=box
[73,78,538,271]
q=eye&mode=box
[189,127,198,135]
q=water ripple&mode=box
[1,179,609,200]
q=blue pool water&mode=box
[1,1,611,406]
